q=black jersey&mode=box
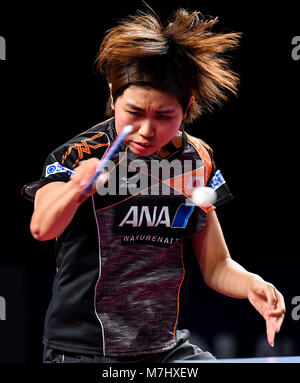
[23,118,232,356]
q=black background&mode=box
[0,0,299,364]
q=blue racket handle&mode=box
[80,125,133,197]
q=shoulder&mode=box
[184,132,213,162]
[62,118,114,153]
[53,118,115,167]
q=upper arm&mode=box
[192,210,230,282]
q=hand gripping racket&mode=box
[79,125,133,198]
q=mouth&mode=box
[131,141,155,151]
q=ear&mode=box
[183,96,195,119]
[187,96,195,110]
[109,83,114,111]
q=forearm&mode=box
[194,211,285,346]
[30,181,82,241]
[205,257,263,299]
[30,158,103,241]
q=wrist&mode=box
[247,273,264,297]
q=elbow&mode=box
[202,270,215,289]
[201,256,231,288]
[30,224,47,241]
[31,230,48,241]
[30,218,54,241]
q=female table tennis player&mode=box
[23,6,285,363]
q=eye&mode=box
[158,115,172,120]
[127,110,143,117]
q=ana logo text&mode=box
[119,204,194,228]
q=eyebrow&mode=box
[125,102,176,114]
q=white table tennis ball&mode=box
[192,187,217,207]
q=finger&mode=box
[269,292,286,320]
[72,159,99,186]
[267,291,285,333]
[268,307,286,316]
[265,285,278,310]
[275,290,286,313]
[78,160,101,188]
[274,313,285,333]
[266,317,276,347]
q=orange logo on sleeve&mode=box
[61,132,109,167]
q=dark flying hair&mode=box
[97,6,241,123]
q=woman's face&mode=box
[113,85,192,157]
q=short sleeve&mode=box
[206,159,233,208]
[21,124,111,202]
[184,131,233,212]
[21,147,75,202]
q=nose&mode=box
[138,120,155,139]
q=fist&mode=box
[70,158,109,202]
